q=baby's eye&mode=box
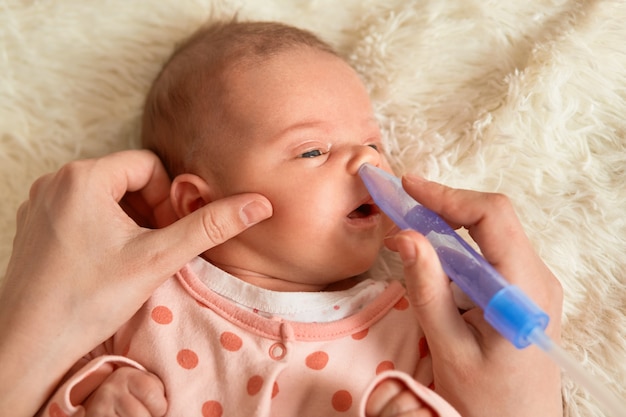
[300,149,325,158]
[367,143,385,153]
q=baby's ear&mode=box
[170,173,214,219]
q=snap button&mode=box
[269,342,287,360]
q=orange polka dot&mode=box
[49,403,68,417]
[177,349,199,369]
[151,306,173,324]
[305,351,329,370]
[202,400,223,417]
[376,360,395,374]
[247,375,264,396]
[419,337,429,359]
[332,390,353,412]
[351,328,369,340]
[220,331,243,351]
[272,382,280,398]
[393,297,409,310]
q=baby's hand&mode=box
[365,379,437,417]
[79,367,167,417]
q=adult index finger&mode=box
[400,174,533,278]
[93,150,172,206]
[400,174,562,323]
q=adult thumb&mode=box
[394,230,475,353]
[128,193,272,284]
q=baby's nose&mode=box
[347,144,381,175]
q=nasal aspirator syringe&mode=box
[358,163,625,417]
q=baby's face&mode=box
[197,48,395,290]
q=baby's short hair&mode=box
[141,20,337,177]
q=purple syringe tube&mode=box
[358,163,549,349]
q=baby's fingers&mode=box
[126,369,168,417]
[84,367,167,417]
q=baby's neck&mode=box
[209,261,359,292]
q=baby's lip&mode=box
[347,197,380,219]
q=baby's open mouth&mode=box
[348,203,378,219]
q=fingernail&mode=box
[396,234,417,267]
[240,199,272,226]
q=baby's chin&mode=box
[203,247,381,292]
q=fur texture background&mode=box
[1,1,624,415]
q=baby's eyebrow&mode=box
[274,119,328,139]
[277,115,379,136]
[269,115,381,149]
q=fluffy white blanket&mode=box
[1,1,624,415]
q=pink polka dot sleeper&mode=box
[43,257,461,417]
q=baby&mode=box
[39,20,460,417]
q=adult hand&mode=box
[0,150,272,417]
[388,175,563,417]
